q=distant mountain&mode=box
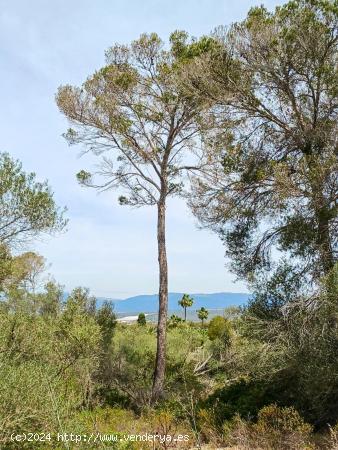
[97,292,250,314]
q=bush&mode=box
[207,316,232,342]
[200,379,281,426]
[239,264,338,425]
[71,407,193,449]
[224,404,313,450]
[327,423,338,449]
[137,313,146,326]
[107,324,207,409]
[108,325,156,407]
[168,314,182,328]
[0,305,101,448]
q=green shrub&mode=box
[109,325,156,407]
[207,316,232,342]
[137,312,146,326]
[71,407,193,449]
[199,379,278,426]
[223,404,313,450]
[107,324,207,409]
[168,314,182,328]
[0,306,101,448]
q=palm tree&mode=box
[178,294,194,321]
[197,307,209,327]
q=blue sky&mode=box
[0,0,283,298]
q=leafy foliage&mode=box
[187,0,337,282]
[0,289,101,447]
[56,34,205,208]
[0,153,67,248]
[207,316,232,342]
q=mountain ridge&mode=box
[96,291,250,313]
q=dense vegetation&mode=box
[1,261,337,448]
[0,0,337,448]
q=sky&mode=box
[0,0,284,298]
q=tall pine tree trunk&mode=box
[152,197,168,403]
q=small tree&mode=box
[0,153,66,249]
[197,306,208,326]
[96,301,117,347]
[95,301,117,387]
[39,281,64,318]
[137,312,146,326]
[8,252,46,294]
[66,287,96,316]
[178,293,194,321]
[10,252,47,312]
